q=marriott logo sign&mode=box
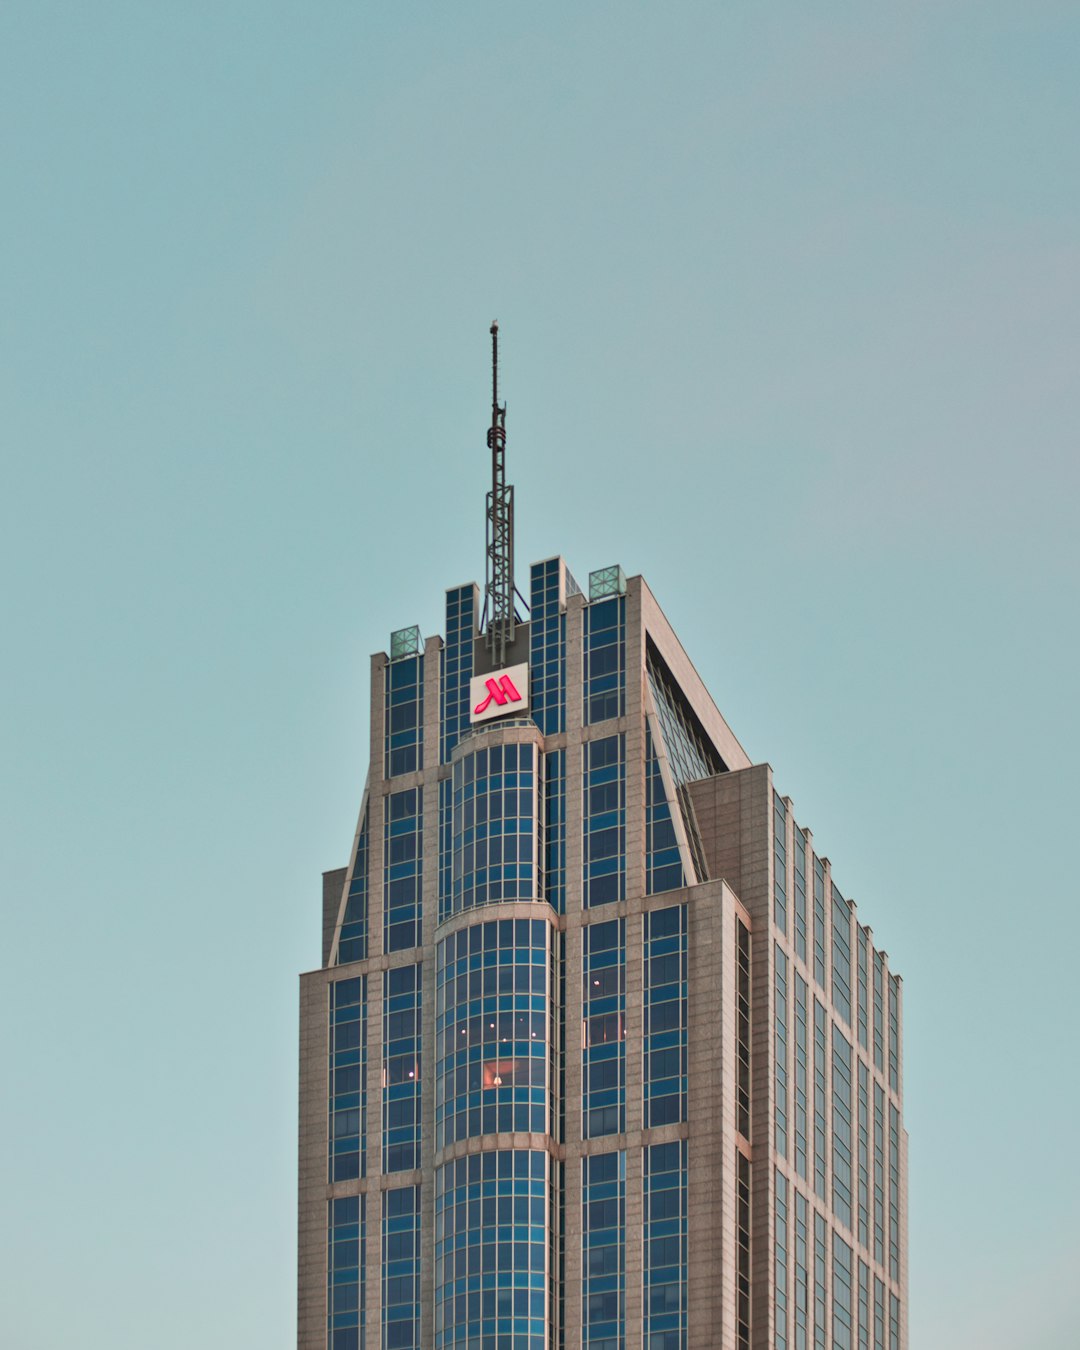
[469,662,530,725]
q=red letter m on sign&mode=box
[474,674,523,715]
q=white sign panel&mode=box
[469,662,530,725]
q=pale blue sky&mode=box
[2,4,1077,1347]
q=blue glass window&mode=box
[794,1190,809,1350]
[736,920,751,1138]
[643,1140,687,1350]
[583,1151,625,1349]
[875,1279,886,1349]
[328,1194,365,1350]
[384,789,422,953]
[434,919,551,1149]
[441,586,475,764]
[382,1185,420,1350]
[890,1294,901,1349]
[646,722,684,894]
[776,1170,789,1350]
[813,1213,827,1350]
[646,646,724,785]
[339,805,369,964]
[813,999,827,1203]
[452,742,538,914]
[858,1261,870,1350]
[530,558,568,735]
[329,976,366,1182]
[873,952,885,1074]
[794,971,809,1181]
[775,945,789,1159]
[434,1150,548,1350]
[438,777,453,924]
[737,1152,751,1349]
[857,928,869,1051]
[383,964,421,1173]
[813,859,827,990]
[774,793,788,936]
[544,749,566,913]
[584,735,625,909]
[832,1024,853,1230]
[888,976,899,1094]
[385,656,423,778]
[583,919,626,1138]
[584,596,625,725]
[857,1062,870,1250]
[832,884,852,1027]
[874,1083,886,1265]
[644,905,687,1128]
[794,826,808,966]
[833,1234,853,1350]
[889,1102,901,1283]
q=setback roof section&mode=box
[634,574,752,773]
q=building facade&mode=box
[298,558,908,1350]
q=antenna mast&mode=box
[484,321,516,665]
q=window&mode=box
[338,806,368,964]
[644,906,687,1127]
[544,749,566,913]
[440,586,475,763]
[644,1141,687,1350]
[832,1234,852,1350]
[737,1153,751,1349]
[646,721,684,894]
[385,655,423,777]
[451,742,538,915]
[813,1000,828,1202]
[584,735,626,908]
[794,826,808,964]
[583,1151,625,1349]
[583,920,626,1138]
[384,789,422,952]
[382,1186,420,1349]
[774,793,788,935]
[832,1025,853,1230]
[646,645,724,784]
[794,972,809,1180]
[831,885,852,1027]
[434,919,550,1149]
[530,557,568,735]
[736,920,751,1137]
[775,946,789,1159]
[813,859,827,989]
[328,1195,365,1350]
[775,1171,789,1350]
[584,596,625,724]
[382,964,421,1173]
[329,977,366,1182]
[434,1151,548,1349]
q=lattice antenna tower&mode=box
[482,321,524,665]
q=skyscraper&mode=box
[297,333,908,1350]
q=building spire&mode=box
[483,321,517,665]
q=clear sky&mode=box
[2,4,1077,1347]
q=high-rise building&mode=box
[297,332,908,1350]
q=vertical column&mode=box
[563,589,586,1346]
[624,578,646,903]
[368,653,388,961]
[297,973,329,1350]
[419,635,441,1350]
[364,969,384,1350]
[750,766,775,1350]
[687,883,727,1348]
[623,908,644,1350]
